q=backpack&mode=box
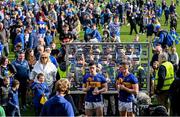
[159,30,174,47]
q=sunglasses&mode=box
[41,57,48,59]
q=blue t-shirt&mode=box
[109,22,120,37]
[38,21,47,34]
[117,73,138,102]
[8,89,19,108]
[83,73,106,102]
[40,95,74,116]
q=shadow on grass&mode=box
[21,107,35,116]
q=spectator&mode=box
[170,13,177,30]
[164,6,170,26]
[0,78,10,114]
[102,25,110,42]
[14,43,23,58]
[131,60,145,90]
[45,47,58,68]
[35,44,45,60]
[24,28,30,50]
[30,73,50,115]
[155,52,175,114]
[154,25,171,49]
[169,46,179,72]
[40,79,74,116]
[0,23,9,57]
[36,8,46,22]
[28,26,38,49]
[103,8,112,25]
[169,27,180,45]
[45,30,53,46]
[25,48,37,71]
[169,0,176,14]
[0,56,16,86]
[129,12,138,35]
[138,13,145,34]
[109,15,121,42]
[37,16,47,38]
[30,52,57,93]
[90,23,102,42]
[7,80,20,117]
[59,24,74,43]
[150,61,159,96]
[14,28,25,50]
[12,51,30,110]
[146,21,154,42]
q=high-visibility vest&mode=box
[134,65,144,76]
[57,65,71,79]
[155,61,174,91]
[57,67,67,79]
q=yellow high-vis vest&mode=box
[155,61,174,91]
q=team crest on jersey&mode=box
[87,77,93,81]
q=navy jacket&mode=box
[14,33,25,50]
[12,59,30,82]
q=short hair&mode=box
[15,43,22,48]
[114,15,119,19]
[63,24,69,29]
[37,45,44,51]
[16,28,21,33]
[121,61,130,69]
[18,50,25,57]
[37,73,45,79]
[155,45,162,52]
[3,77,9,82]
[55,79,70,93]
[88,61,96,67]
[45,46,51,52]
[159,52,168,62]
[12,80,20,88]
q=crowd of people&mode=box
[0,0,180,116]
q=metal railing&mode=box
[65,42,151,94]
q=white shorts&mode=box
[89,38,99,42]
[85,101,103,109]
[118,101,133,112]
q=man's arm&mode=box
[93,83,108,95]
[82,83,90,92]
[98,83,108,93]
[119,83,139,95]
[157,65,166,91]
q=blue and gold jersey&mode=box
[117,73,138,102]
[83,73,106,102]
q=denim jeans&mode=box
[8,107,21,117]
